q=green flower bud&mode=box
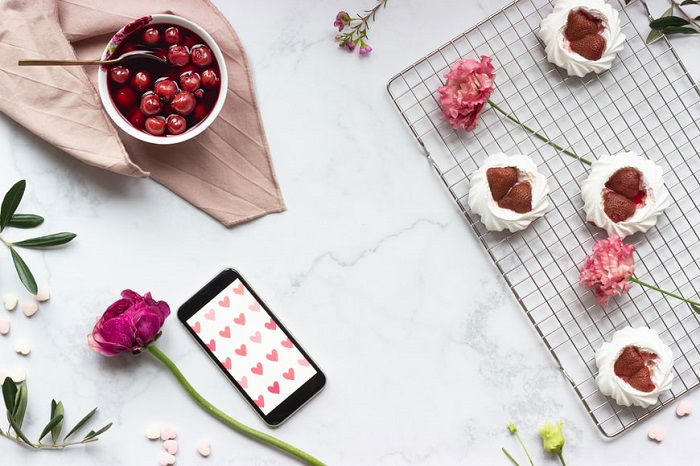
[539,421,565,455]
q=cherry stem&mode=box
[629,276,700,310]
[487,100,593,166]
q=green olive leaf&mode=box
[0,180,26,232]
[83,422,112,441]
[2,377,17,413]
[8,214,44,229]
[39,414,64,442]
[63,407,97,441]
[7,413,35,447]
[50,400,64,444]
[647,5,675,44]
[649,15,690,29]
[13,232,76,248]
[12,381,28,429]
[9,247,37,294]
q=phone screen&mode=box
[178,270,324,425]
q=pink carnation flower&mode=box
[438,56,495,131]
[579,235,635,306]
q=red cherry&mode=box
[144,116,166,136]
[110,66,130,84]
[113,87,137,110]
[179,71,201,92]
[193,88,204,99]
[201,69,220,89]
[127,109,146,129]
[139,93,162,116]
[171,91,196,115]
[142,27,160,46]
[130,71,152,92]
[154,79,179,102]
[190,45,213,67]
[193,102,207,122]
[168,45,190,66]
[166,115,187,135]
[164,27,181,45]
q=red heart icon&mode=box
[266,349,278,362]
[254,395,264,408]
[249,302,260,312]
[219,326,231,338]
[206,339,216,351]
[218,296,230,308]
[223,357,232,370]
[250,331,262,343]
[235,344,247,356]
[204,309,215,320]
[239,376,248,389]
[283,368,295,380]
[298,358,309,367]
[233,283,245,295]
[281,338,293,348]
[233,313,246,325]
[268,381,280,394]
[251,362,263,375]
[192,322,201,333]
[264,319,277,330]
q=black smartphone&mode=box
[178,269,326,426]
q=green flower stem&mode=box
[629,276,700,310]
[502,447,522,466]
[146,345,325,465]
[487,100,592,166]
[558,452,567,466]
[513,431,534,466]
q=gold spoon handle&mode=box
[17,59,115,66]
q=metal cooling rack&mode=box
[388,0,700,438]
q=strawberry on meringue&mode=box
[538,0,625,77]
[468,153,550,232]
[595,327,673,408]
[581,151,670,238]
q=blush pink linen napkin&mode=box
[0,0,285,226]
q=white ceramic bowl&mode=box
[97,14,228,145]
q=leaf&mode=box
[9,247,37,294]
[8,214,44,229]
[2,377,17,413]
[82,422,112,441]
[63,407,97,441]
[7,413,35,447]
[649,15,690,29]
[12,381,28,429]
[13,232,77,248]
[39,414,64,442]
[691,303,700,314]
[646,5,674,44]
[658,25,699,34]
[0,180,26,232]
[680,0,697,5]
[50,400,64,444]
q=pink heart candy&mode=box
[676,400,693,417]
[0,318,10,335]
[648,425,664,442]
[159,452,176,465]
[163,439,178,454]
[160,426,177,440]
[197,438,211,457]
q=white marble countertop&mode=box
[1,0,699,464]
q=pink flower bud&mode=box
[359,44,373,56]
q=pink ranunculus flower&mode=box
[437,55,496,131]
[88,289,170,356]
[579,235,635,306]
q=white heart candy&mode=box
[648,425,664,442]
[196,439,211,457]
[20,301,38,317]
[2,293,17,311]
[676,400,693,417]
[160,426,177,440]
[163,439,178,454]
[36,286,50,302]
[10,367,26,382]
[14,338,31,355]
[159,452,176,465]
[145,423,160,440]
[0,318,10,335]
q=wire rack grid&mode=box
[387,0,700,438]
